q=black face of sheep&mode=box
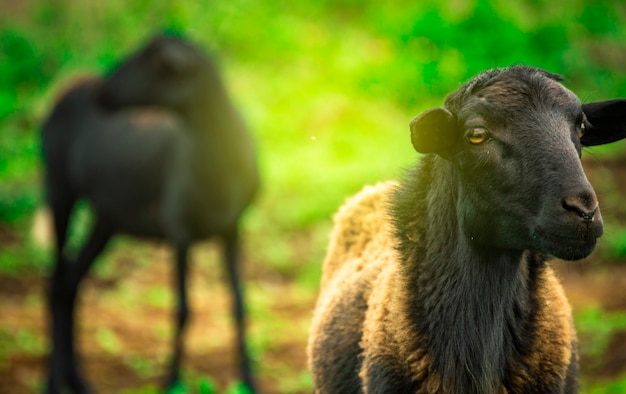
[410,67,624,261]
[42,35,258,393]
[308,66,626,394]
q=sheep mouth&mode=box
[534,226,600,261]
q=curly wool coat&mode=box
[308,179,576,394]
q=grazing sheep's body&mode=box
[43,35,258,393]
[308,66,626,394]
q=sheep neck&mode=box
[173,79,258,233]
[393,155,540,394]
[181,77,244,143]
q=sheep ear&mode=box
[409,107,457,157]
[581,99,626,146]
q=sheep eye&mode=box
[466,127,490,145]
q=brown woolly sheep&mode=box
[308,66,626,394]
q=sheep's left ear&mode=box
[409,107,457,159]
[581,99,626,146]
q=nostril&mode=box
[562,196,598,222]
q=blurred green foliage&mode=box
[576,307,626,393]
[2,0,626,392]
[1,0,626,227]
[2,0,625,270]
[2,0,626,229]
[577,307,626,359]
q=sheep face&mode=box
[97,35,209,110]
[410,66,626,261]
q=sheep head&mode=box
[409,66,626,261]
[96,34,214,111]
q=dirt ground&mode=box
[3,247,626,394]
[0,242,317,394]
[1,156,626,393]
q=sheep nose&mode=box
[562,195,599,222]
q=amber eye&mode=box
[466,127,490,145]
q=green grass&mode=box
[576,307,626,359]
[584,376,626,394]
[575,307,626,393]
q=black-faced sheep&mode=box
[42,35,259,393]
[308,66,626,394]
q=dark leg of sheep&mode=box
[47,217,113,394]
[164,244,190,390]
[222,228,256,393]
[46,190,76,393]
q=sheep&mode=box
[307,65,626,394]
[42,35,259,393]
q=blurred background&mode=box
[1,0,626,393]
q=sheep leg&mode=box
[164,244,190,390]
[47,217,113,394]
[46,192,75,393]
[222,229,256,393]
[49,190,75,263]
